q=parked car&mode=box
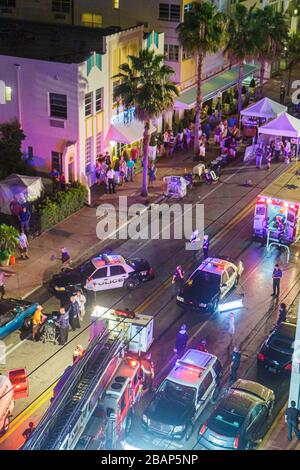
[49,253,154,299]
[0,299,37,340]
[142,349,223,440]
[197,379,275,450]
[257,320,296,374]
[176,257,243,312]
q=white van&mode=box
[0,375,14,434]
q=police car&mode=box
[49,254,154,298]
[176,257,243,312]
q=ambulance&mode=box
[253,164,300,244]
[0,368,28,434]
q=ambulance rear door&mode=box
[285,208,296,242]
[254,202,266,235]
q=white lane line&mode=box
[5,339,30,357]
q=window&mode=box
[164,44,179,62]
[95,88,103,112]
[197,372,213,402]
[112,80,121,104]
[85,92,93,117]
[81,13,102,27]
[51,151,62,172]
[49,93,67,119]
[113,0,119,9]
[52,0,71,13]
[159,3,180,22]
[93,267,108,279]
[85,136,92,173]
[110,265,126,276]
[0,0,16,6]
[96,132,102,157]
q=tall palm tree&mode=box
[177,1,227,154]
[254,6,288,98]
[113,49,178,197]
[286,32,300,96]
[224,4,257,114]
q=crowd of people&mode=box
[255,137,293,169]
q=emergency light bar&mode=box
[257,195,299,210]
[219,298,243,313]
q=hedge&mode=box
[32,182,88,232]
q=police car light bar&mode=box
[219,298,243,313]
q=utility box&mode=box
[90,306,154,353]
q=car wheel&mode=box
[125,279,138,290]
[185,424,193,441]
[23,317,32,330]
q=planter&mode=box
[0,257,10,267]
[149,145,157,161]
[9,255,16,265]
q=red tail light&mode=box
[284,363,292,371]
[233,435,240,449]
[199,423,207,435]
[257,353,265,361]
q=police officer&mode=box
[172,265,184,296]
[285,401,300,441]
[174,324,189,357]
[229,346,241,383]
[59,307,69,346]
[271,264,282,298]
[202,235,209,259]
[69,295,81,331]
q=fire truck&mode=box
[22,322,147,450]
[253,163,300,244]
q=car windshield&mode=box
[189,270,220,287]
[78,260,95,277]
[159,379,196,403]
[269,336,294,354]
[211,408,245,431]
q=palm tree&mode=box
[286,32,300,96]
[224,4,257,114]
[177,2,227,154]
[254,6,288,98]
[113,49,178,197]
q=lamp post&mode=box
[217,91,222,123]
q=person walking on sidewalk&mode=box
[59,307,69,346]
[106,166,116,194]
[19,230,29,259]
[229,346,241,383]
[202,235,209,259]
[285,401,300,442]
[271,264,282,298]
[126,156,135,182]
[0,269,14,300]
[174,324,189,357]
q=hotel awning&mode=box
[106,119,156,145]
[174,64,258,110]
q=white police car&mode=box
[176,257,243,312]
[49,254,154,298]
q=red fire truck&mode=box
[253,163,300,244]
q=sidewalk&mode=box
[260,401,300,450]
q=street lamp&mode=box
[217,91,222,123]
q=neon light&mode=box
[267,198,272,204]
[219,298,243,312]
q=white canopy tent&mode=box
[0,174,44,214]
[258,112,300,159]
[240,97,287,120]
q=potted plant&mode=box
[0,224,19,266]
[149,133,158,161]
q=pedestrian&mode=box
[32,305,44,342]
[126,156,135,182]
[60,172,66,190]
[148,163,157,188]
[227,312,235,350]
[199,140,206,160]
[18,206,31,234]
[174,324,189,357]
[73,344,85,363]
[277,302,287,325]
[0,269,14,300]
[95,160,101,185]
[271,264,282,298]
[139,352,155,393]
[106,166,116,194]
[285,401,300,442]
[229,346,241,383]
[274,138,282,162]
[59,307,69,346]
[19,230,29,259]
[214,124,221,145]
[171,265,184,297]
[202,234,209,259]
[105,151,111,167]
[205,122,211,142]
[265,144,272,169]
[22,422,36,441]
[119,156,127,187]
[75,290,86,321]
[61,246,71,268]
[197,339,208,353]
[69,295,81,331]
[255,143,263,168]
[190,229,200,259]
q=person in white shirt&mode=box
[106,167,116,194]
[19,230,29,259]
[75,290,87,321]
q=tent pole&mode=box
[297,138,299,161]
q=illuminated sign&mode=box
[111,107,135,125]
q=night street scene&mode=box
[1,0,300,460]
